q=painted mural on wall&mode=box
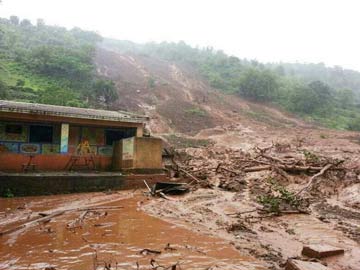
[98,146,113,156]
[76,140,97,156]
[0,142,19,153]
[42,144,60,154]
[60,123,69,153]
[0,123,27,142]
[82,127,105,145]
[0,122,116,156]
[20,143,41,154]
[0,122,60,154]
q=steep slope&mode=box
[95,48,309,136]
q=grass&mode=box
[184,107,207,117]
[0,60,68,92]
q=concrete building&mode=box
[0,100,163,172]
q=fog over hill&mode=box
[2,16,360,133]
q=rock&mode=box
[302,244,344,258]
[285,259,330,270]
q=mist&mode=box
[1,0,360,70]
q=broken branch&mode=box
[295,163,333,196]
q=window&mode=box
[105,128,136,146]
[5,124,22,134]
[29,125,53,143]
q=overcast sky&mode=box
[1,0,359,71]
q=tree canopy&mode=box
[0,16,117,108]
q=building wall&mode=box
[0,121,136,156]
[0,152,112,172]
[0,119,143,172]
[112,137,163,170]
[134,137,163,169]
[0,122,61,155]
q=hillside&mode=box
[0,16,116,108]
[100,39,360,131]
[2,16,360,134]
[95,47,310,136]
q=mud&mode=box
[0,192,267,270]
[144,188,360,270]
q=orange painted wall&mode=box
[0,153,112,172]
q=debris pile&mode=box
[153,140,360,270]
[166,142,348,201]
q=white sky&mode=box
[1,0,359,71]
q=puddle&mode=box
[0,192,266,270]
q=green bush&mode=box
[185,107,206,116]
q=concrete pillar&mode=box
[60,123,69,153]
[136,125,143,137]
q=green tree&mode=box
[9,15,19,25]
[20,19,32,27]
[238,68,279,101]
[348,117,360,131]
[93,79,118,105]
[308,81,333,105]
[0,80,8,99]
[289,80,334,114]
[290,83,318,114]
[336,88,354,108]
[38,87,81,106]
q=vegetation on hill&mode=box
[2,15,360,130]
[102,39,360,130]
[0,16,118,108]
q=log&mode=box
[295,163,333,196]
[179,168,201,184]
[143,180,153,195]
[76,206,124,211]
[0,206,124,236]
[226,209,258,216]
[0,210,65,236]
[139,248,162,255]
[260,154,288,164]
[240,164,343,173]
[66,210,89,229]
[159,192,176,201]
[217,166,240,176]
[243,165,272,172]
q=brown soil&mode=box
[94,48,313,136]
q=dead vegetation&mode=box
[153,139,360,269]
[165,141,348,204]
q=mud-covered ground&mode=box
[145,122,360,270]
[0,192,268,270]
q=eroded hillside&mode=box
[95,47,309,136]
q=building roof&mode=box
[0,100,148,123]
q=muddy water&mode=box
[0,192,265,270]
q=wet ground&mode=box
[0,192,267,270]
[144,188,360,270]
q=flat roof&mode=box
[0,100,148,123]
